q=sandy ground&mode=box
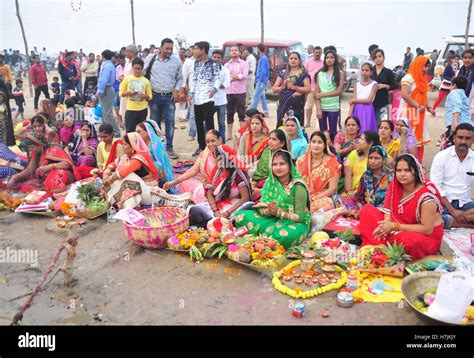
[0,74,447,325]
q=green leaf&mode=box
[203,242,219,256]
[218,246,228,259]
[211,245,226,257]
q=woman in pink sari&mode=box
[163,130,222,203]
[66,120,99,178]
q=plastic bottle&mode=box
[346,271,359,291]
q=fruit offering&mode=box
[227,235,286,268]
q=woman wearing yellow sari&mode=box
[235,150,311,248]
[378,119,400,164]
[296,131,341,212]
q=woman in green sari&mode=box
[251,129,290,200]
[235,149,311,248]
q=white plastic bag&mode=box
[427,272,474,324]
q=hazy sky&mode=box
[0,0,472,67]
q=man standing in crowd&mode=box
[250,44,270,116]
[177,47,188,121]
[81,53,99,94]
[182,45,197,141]
[58,51,77,103]
[225,46,248,140]
[179,48,187,64]
[403,47,414,70]
[144,38,183,159]
[307,44,314,56]
[114,54,126,126]
[97,50,120,137]
[0,55,12,92]
[40,47,49,73]
[212,49,231,142]
[431,123,474,229]
[30,55,50,110]
[3,49,10,66]
[77,48,85,64]
[242,46,256,108]
[120,45,138,122]
[189,41,221,157]
[137,45,143,58]
[304,45,323,128]
[72,52,83,101]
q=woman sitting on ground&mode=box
[65,120,99,178]
[354,145,393,207]
[19,114,59,145]
[359,154,444,260]
[395,117,418,158]
[283,116,308,160]
[297,131,341,212]
[344,130,380,194]
[237,113,269,174]
[0,140,28,181]
[189,145,253,228]
[102,132,159,209]
[251,129,291,199]
[8,133,78,194]
[333,116,361,164]
[235,150,311,249]
[96,123,123,172]
[378,119,400,163]
[136,120,175,188]
[163,130,222,203]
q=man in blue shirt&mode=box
[250,44,269,116]
[58,51,77,103]
[97,50,120,137]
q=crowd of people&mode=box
[1,39,474,262]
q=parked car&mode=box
[436,35,474,67]
[339,53,369,91]
[222,38,305,85]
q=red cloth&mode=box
[30,63,48,86]
[360,154,443,260]
[359,204,443,260]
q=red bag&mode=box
[323,215,361,236]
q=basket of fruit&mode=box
[356,242,411,277]
[73,181,109,219]
[124,207,189,249]
[167,228,210,261]
[401,271,474,325]
[225,235,287,277]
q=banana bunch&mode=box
[189,245,204,262]
[251,258,278,268]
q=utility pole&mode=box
[131,0,136,45]
[260,0,264,44]
[15,0,33,96]
[466,0,472,48]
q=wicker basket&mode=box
[123,207,189,249]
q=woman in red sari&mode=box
[237,113,269,173]
[8,133,78,194]
[359,154,444,260]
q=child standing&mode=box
[390,71,404,126]
[50,76,61,104]
[349,63,378,132]
[59,113,75,146]
[119,58,151,133]
[12,79,25,121]
[444,76,471,132]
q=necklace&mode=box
[312,154,326,167]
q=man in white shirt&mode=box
[242,46,256,108]
[40,47,49,73]
[212,50,231,144]
[182,45,196,141]
[430,123,474,228]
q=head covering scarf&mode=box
[67,121,99,155]
[143,119,175,187]
[395,117,417,152]
[121,132,159,181]
[208,145,251,202]
[364,145,394,207]
[261,149,310,216]
[238,113,270,163]
[384,154,442,222]
[406,56,429,144]
[284,116,308,159]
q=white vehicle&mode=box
[436,35,474,66]
[340,53,369,92]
